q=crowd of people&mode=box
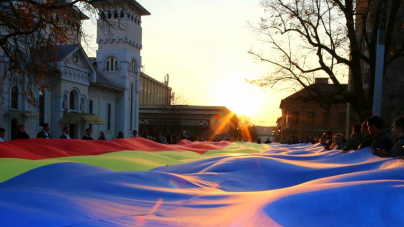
[0,124,213,144]
[0,123,139,142]
[1,116,403,158]
[315,116,404,157]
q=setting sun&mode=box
[213,73,262,117]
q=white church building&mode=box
[0,1,150,140]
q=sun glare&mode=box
[214,75,262,117]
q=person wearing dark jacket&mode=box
[265,137,272,144]
[367,116,395,157]
[343,124,363,152]
[117,131,124,139]
[60,127,70,139]
[390,117,404,157]
[307,136,315,144]
[37,123,51,139]
[98,131,106,141]
[324,131,333,150]
[82,128,93,140]
[358,121,373,150]
[0,127,5,142]
[14,124,30,139]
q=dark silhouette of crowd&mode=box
[280,115,404,158]
[316,115,403,158]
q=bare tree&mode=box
[249,0,403,122]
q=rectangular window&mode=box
[339,112,346,127]
[106,61,109,71]
[292,111,299,125]
[130,84,134,131]
[323,112,330,127]
[39,90,45,126]
[107,103,111,130]
[307,112,315,125]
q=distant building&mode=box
[255,126,276,142]
[278,78,348,141]
[139,105,237,141]
[140,73,172,106]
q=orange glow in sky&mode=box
[83,0,293,126]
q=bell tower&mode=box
[95,0,150,137]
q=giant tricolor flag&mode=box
[1,138,404,226]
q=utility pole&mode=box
[373,0,387,116]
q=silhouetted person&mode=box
[117,131,124,139]
[288,135,296,144]
[15,124,30,140]
[256,138,262,144]
[165,134,172,144]
[60,127,70,139]
[390,117,404,157]
[331,133,345,150]
[320,133,327,146]
[98,131,106,141]
[297,137,303,143]
[0,127,5,142]
[265,137,272,144]
[82,128,93,140]
[307,136,315,144]
[367,116,395,157]
[37,123,51,139]
[133,130,138,137]
[324,131,333,150]
[358,121,373,149]
[343,124,363,152]
[142,131,149,139]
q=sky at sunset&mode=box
[83,0,294,126]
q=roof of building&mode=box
[140,72,172,90]
[140,105,233,115]
[94,70,124,90]
[40,44,81,61]
[280,83,348,108]
[129,0,151,15]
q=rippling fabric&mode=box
[1,140,404,226]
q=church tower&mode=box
[95,1,150,137]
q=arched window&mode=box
[39,90,45,126]
[131,59,138,75]
[69,91,76,110]
[120,10,124,18]
[80,98,85,112]
[63,94,68,110]
[130,83,134,131]
[107,103,111,130]
[11,86,18,109]
[106,56,118,71]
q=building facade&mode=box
[140,73,172,106]
[278,79,348,141]
[0,1,150,140]
[139,105,237,141]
